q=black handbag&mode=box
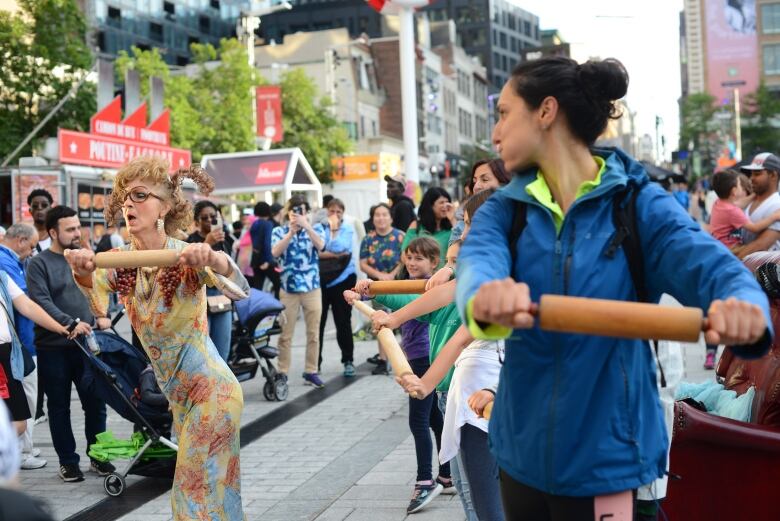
[319,254,351,286]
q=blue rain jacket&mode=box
[456,147,772,496]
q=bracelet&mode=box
[444,265,455,274]
[481,388,496,396]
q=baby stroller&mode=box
[230,289,288,401]
[76,318,177,498]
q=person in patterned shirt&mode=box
[359,203,405,281]
[359,203,405,373]
[271,195,327,388]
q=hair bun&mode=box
[578,59,629,101]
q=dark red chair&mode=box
[664,251,780,520]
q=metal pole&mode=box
[734,88,742,162]
[398,6,419,186]
[1,65,94,168]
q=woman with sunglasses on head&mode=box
[65,156,250,521]
[186,201,233,362]
[456,56,772,520]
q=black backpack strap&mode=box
[508,200,527,269]
[605,184,648,303]
[606,183,669,387]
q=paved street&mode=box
[19,306,717,521]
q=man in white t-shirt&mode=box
[737,152,780,258]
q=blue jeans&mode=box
[408,357,450,482]
[460,423,505,521]
[207,287,232,362]
[37,347,107,466]
[438,392,478,521]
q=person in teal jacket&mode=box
[455,56,772,520]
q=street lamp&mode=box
[236,1,292,149]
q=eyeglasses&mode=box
[30,203,49,210]
[124,188,164,204]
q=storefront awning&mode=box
[200,148,322,203]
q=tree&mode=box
[273,68,352,184]
[679,93,718,173]
[116,39,260,161]
[741,83,780,156]
[0,0,95,163]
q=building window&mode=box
[502,54,508,72]
[499,32,507,48]
[96,30,106,51]
[764,44,780,74]
[511,36,517,53]
[371,120,377,137]
[524,20,531,36]
[763,4,780,34]
[149,22,163,42]
[493,52,500,68]
[188,35,199,48]
[210,0,220,10]
[163,1,175,17]
[107,6,121,28]
[177,55,188,66]
[507,13,516,30]
[492,29,497,45]
[199,16,210,33]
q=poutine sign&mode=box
[59,95,190,172]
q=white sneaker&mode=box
[28,448,41,458]
[20,455,47,470]
[33,414,47,426]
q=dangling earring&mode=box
[157,217,165,236]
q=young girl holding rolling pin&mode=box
[367,189,506,521]
[346,237,453,515]
[455,56,771,521]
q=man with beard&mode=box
[27,190,54,253]
[385,174,417,232]
[26,206,111,483]
[736,153,780,258]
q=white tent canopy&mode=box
[201,148,322,204]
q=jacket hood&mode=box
[500,147,650,203]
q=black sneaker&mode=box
[436,475,457,495]
[59,464,84,482]
[407,482,443,514]
[89,459,115,476]
[366,353,381,365]
[371,360,389,375]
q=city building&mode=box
[757,0,780,90]
[253,28,391,154]
[77,0,241,66]
[520,28,570,62]
[595,100,637,157]
[681,0,705,96]
[257,0,540,91]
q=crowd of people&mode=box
[0,54,777,521]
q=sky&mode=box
[516,0,684,161]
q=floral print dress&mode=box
[77,238,249,520]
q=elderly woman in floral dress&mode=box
[66,156,249,520]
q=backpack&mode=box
[506,183,667,387]
[94,233,114,253]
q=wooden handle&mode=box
[95,250,180,269]
[368,279,427,296]
[482,401,494,420]
[352,300,415,381]
[538,295,704,342]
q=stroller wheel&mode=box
[274,379,289,401]
[263,380,275,401]
[104,473,126,497]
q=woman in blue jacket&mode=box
[455,56,772,520]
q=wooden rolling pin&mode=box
[95,250,180,269]
[352,300,415,381]
[368,279,427,296]
[537,295,705,343]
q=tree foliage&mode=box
[273,68,352,184]
[116,40,259,161]
[0,0,95,162]
[679,93,717,151]
[741,83,780,156]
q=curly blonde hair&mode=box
[105,156,215,235]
